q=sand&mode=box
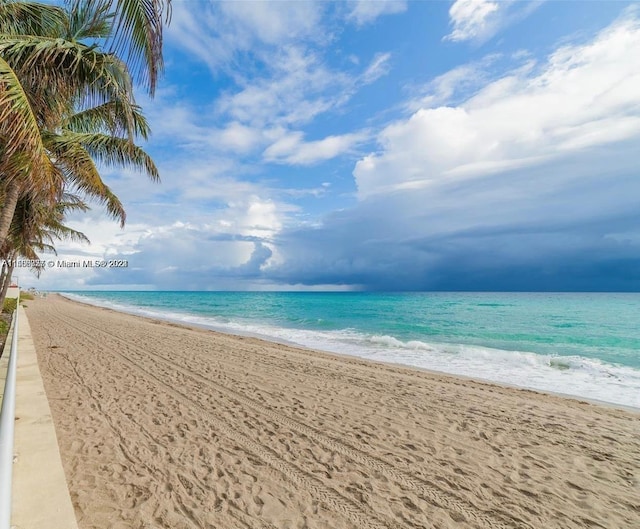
[25,294,640,529]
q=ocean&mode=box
[62,291,640,409]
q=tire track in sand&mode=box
[49,335,257,529]
[46,310,402,529]
[53,309,531,529]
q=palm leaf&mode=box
[46,222,90,244]
[66,100,150,139]
[62,131,159,181]
[58,191,91,213]
[106,0,171,95]
[43,131,128,226]
[0,55,43,160]
[0,35,136,125]
[67,0,113,41]
[0,55,58,193]
[0,1,67,37]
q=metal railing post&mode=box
[0,303,19,528]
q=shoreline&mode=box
[26,294,640,529]
[58,292,639,414]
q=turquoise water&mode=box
[63,291,640,408]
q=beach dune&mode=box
[26,295,639,529]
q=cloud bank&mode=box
[25,5,640,292]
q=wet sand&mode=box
[26,294,640,529]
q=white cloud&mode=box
[357,11,640,197]
[166,4,226,72]
[18,218,152,290]
[215,122,265,154]
[407,54,510,110]
[137,89,273,158]
[347,0,407,26]
[445,0,500,42]
[167,0,323,73]
[263,131,368,166]
[283,182,332,199]
[362,52,392,84]
[163,1,392,172]
[219,1,322,45]
[215,45,359,128]
[214,46,395,131]
[29,187,291,291]
[444,0,541,44]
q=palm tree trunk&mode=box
[0,263,15,309]
[0,179,22,247]
[0,261,7,293]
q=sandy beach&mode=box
[25,294,639,529]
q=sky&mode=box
[20,0,640,292]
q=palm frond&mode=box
[63,131,159,181]
[43,131,128,226]
[0,55,46,166]
[9,188,91,251]
[47,222,90,244]
[98,183,126,226]
[67,0,113,41]
[0,56,60,197]
[106,0,171,96]
[59,191,91,212]
[68,98,149,140]
[0,0,163,245]
[0,35,135,124]
[0,1,67,37]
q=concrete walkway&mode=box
[0,305,79,529]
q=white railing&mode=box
[0,305,19,528]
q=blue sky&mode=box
[23,0,640,291]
